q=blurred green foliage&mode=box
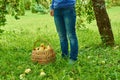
[0,0,120,28]
[0,0,6,26]
[105,0,120,8]
[76,0,95,29]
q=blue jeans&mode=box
[54,7,78,61]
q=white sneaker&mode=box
[68,59,76,65]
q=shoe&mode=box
[68,59,76,65]
[62,55,69,61]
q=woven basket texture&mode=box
[31,44,56,64]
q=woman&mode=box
[50,0,78,64]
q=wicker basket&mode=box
[31,42,56,64]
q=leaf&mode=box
[0,29,4,33]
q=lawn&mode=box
[0,6,120,80]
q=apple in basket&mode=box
[32,44,45,54]
[39,44,46,51]
[45,45,53,52]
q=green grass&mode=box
[0,7,120,80]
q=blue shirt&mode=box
[50,0,76,10]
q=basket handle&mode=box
[33,39,50,50]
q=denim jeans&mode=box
[54,7,78,61]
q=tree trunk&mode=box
[91,0,114,46]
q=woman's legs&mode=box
[54,7,78,61]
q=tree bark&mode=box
[91,0,114,46]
